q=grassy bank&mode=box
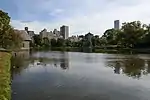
[0,52,11,100]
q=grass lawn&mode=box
[0,52,11,100]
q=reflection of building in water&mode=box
[146,60,150,73]
[11,50,31,75]
[60,52,69,70]
[148,63,150,73]
[114,62,121,74]
[12,50,30,59]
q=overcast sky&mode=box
[1,0,150,36]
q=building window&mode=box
[23,43,24,47]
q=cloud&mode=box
[49,9,64,16]
[9,0,150,36]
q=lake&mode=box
[12,51,150,100]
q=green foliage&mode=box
[72,41,81,47]
[11,30,23,49]
[92,36,101,47]
[57,38,65,47]
[121,21,145,48]
[102,29,122,45]
[101,21,150,48]
[33,35,41,47]
[0,10,22,49]
[33,20,150,49]
[51,38,57,47]
[0,10,10,27]
[65,39,72,47]
[38,38,65,48]
[42,37,50,47]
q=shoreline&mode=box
[32,47,150,54]
[0,48,150,100]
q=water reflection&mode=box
[31,52,69,70]
[12,51,150,79]
[12,51,69,75]
[11,51,31,75]
[60,52,69,70]
[12,50,30,59]
[114,62,121,74]
[12,52,150,100]
[107,57,150,79]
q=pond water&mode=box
[12,51,150,100]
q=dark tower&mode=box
[25,27,28,32]
[60,25,69,39]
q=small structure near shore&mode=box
[14,30,31,50]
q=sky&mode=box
[1,0,150,36]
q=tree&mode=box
[33,35,41,47]
[0,10,22,49]
[91,35,101,47]
[0,24,22,49]
[42,37,50,47]
[0,10,10,27]
[99,37,107,46]
[102,29,121,45]
[121,21,145,48]
[79,35,84,39]
[51,38,57,47]
[138,24,150,48]
[57,38,65,47]
[11,30,23,48]
[65,39,72,47]
[100,21,147,48]
[0,10,11,48]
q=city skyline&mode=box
[1,0,150,35]
[16,20,119,37]
[39,25,69,40]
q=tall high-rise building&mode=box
[114,20,120,29]
[60,25,69,39]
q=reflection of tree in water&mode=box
[143,60,150,75]
[60,59,69,70]
[11,51,30,75]
[107,57,150,79]
[60,53,69,70]
[39,58,44,63]
[11,56,29,76]
[12,51,70,77]
[11,56,24,79]
[11,57,24,69]
[123,58,145,79]
[28,52,69,70]
[148,61,150,73]
[114,62,121,74]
